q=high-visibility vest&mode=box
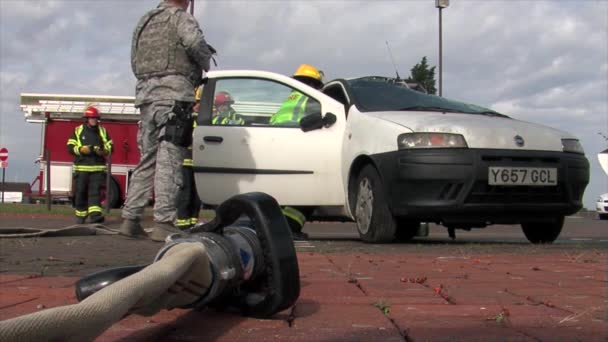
[270,91,309,126]
[67,124,112,172]
[212,109,245,126]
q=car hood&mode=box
[368,111,575,151]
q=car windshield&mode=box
[347,78,506,117]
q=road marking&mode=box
[566,216,584,219]
[570,238,592,241]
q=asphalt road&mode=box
[303,212,608,246]
[0,212,605,277]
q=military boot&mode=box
[149,222,186,242]
[119,219,147,238]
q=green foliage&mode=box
[406,56,437,95]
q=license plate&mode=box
[488,167,557,186]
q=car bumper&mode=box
[372,149,589,225]
[597,202,608,214]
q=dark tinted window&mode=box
[347,78,505,116]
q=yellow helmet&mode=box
[293,64,324,88]
[195,86,203,101]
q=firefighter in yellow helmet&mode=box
[176,86,203,230]
[269,64,324,127]
[270,64,324,240]
[67,106,113,224]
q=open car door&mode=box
[193,70,346,207]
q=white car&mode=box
[193,70,590,244]
[597,193,608,220]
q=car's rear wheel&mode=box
[354,165,396,243]
[521,216,564,244]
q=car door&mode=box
[193,72,346,206]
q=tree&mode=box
[406,56,437,95]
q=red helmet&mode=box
[83,106,100,118]
[214,91,234,106]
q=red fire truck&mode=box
[20,93,141,208]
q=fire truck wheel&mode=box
[101,176,122,209]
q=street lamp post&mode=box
[436,0,449,97]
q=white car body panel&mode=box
[597,193,608,215]
[369,111,573,151]
[194,70,346,206]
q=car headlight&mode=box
[398,133,468,149]
[561,139,584,154]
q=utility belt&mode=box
[162,101,194,147]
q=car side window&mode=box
[208,78,321,127]
[322,85,350,114]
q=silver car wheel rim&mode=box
[356,177,373,234]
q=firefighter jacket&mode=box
[270,90,320,126]
[212,108,245,126]
[67,124,113,172]
[183,113,198,167]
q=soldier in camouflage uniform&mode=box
[120,0,214,242]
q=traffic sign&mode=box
[0,161,7,168]
[0,147,7,161]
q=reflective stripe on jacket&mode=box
[67,124,113,172]
[270,91,309,126]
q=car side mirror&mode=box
[300,113,337,132]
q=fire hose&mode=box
[0,192,300,342]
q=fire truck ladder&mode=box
[20,93,140,122]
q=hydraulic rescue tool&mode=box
[77,192,300,317]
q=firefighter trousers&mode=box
[176,165,201,229]
[74,171,104,218]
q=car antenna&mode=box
[385,41,402,81]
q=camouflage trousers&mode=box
[122,100,187,224]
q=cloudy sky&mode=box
[0,0,606,209]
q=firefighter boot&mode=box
[149,222,187,242]
[75,216,86,225]
[285,216,309,241]
[89,213,105,224]
[118,219,147,238]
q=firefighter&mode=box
[67,106,113,224]
[269,64,325,240]
[176,86,203,230]
[212,91,245,125]
[120,0,214,241]
[269,64,324,126]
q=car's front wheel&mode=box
[521,216,564,244]
[354,165,396,243]
[599,213,608,220]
